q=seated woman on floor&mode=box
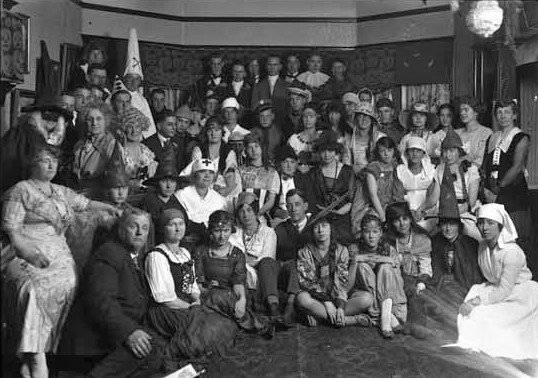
[429,196,483,332]
[451,203,538,360]
[145,208,237,359]
[296,216,373,328]
[351,136,405,235]
[348,214,407,339]
[1,143,118,378]
[229,192,282,325]
[385,202,436,339]
[195,210,274,339]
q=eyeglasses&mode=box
[42,111,63,122]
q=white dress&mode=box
[456,242,538,359]
[396,160,436,231]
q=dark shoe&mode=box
[392,324,404,334]
[260,323,275,340]
[410,324,438,340]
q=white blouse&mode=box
[144,243,200,303]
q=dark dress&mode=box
[145,247,237,360]
[139,191,188,244]
[428,233,484,329]
[482,131,532,249]
[195,245,268,333]
[309,163,356,245]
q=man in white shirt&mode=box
[221,97,250,143]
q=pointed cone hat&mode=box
[23,40,71,119]
[441,127,466,156]
[426,164,473,221]
[102,141,130,189]
[124,28,143,79]
[112,75,129,97]
[143,142,179,186]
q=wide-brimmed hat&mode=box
[253,99,274,115]
[399,102,439,130]
[314,130,342,153]
[441,127,466,156]
[228,131,245,143]
[288,83,312,103]
[405,136,427,153]
[221,97,240,110]
[143,143,179,186]
[354,101,380,123]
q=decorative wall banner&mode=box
[1,10,30,83]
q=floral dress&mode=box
[2,180,89,354]
[124,142,158,187]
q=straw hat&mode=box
[399,102,439,130]
[354,101,380,123]
[288,83,312,103]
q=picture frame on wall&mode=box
[1,10,30,83]
[9,89,35,125]
[60,43,82,92]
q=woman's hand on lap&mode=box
[234,298,246,319]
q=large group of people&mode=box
[1,43,537,378]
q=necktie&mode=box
[131,253,140,270]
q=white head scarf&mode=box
[477,203,518,248]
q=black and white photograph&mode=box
[0,1,537,377]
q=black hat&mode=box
[253,99,274,115]
[22,41,72,120]
[314,130,342,153]
[376,98,394,109]
[275,144,298,163]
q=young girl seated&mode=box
[195,210,274,339]
[351,136,405,235]
[296,217,373,328]
[385,202,437,339]
[348,214,407,339]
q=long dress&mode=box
[195,244,268,333]
[2,180,89,354]
[145,244,236,359]
[455,241,538,359]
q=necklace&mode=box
[31,179,54,197]
[242,223,260,255]
[209,244,232,258]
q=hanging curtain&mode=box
[400,84,451,112]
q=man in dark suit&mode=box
[251,55,289,126]
[144,110,187,171]
[191,53,229,109]
[226,60,253,126]
[59,209,166,377]
[274,189,312,325]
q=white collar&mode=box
[489,127,522,153]
[232,80,244,87]
[157,132,169,146]
[268,75,279,84]
[292,217,308,232]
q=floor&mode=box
[3,323,535,378]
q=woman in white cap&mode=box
[174,158,227,243]
[221,97,250,143]
[342,101,386,174]
[396,136,439,232]
[451,203,538,360]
